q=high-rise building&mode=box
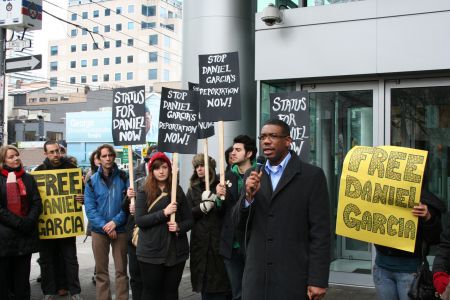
[48,0,182,92]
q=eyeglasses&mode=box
[257,134,289,141]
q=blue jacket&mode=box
[84,164,129,234]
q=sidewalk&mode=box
[30,237,377,300]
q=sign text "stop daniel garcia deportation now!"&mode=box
[32,169,85,239]
[336,146,427,252]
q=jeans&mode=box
[373,264,416,300]
[223,249,245,300]
[0,254,32,300]
[128,244,142,300]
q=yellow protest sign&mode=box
[336,146,427,252]
[31,168,85,239]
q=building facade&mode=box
[183,0,450,287]
[48,0,182,92]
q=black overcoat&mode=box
[232,152,331,300]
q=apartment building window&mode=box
[50,97,58,102]
[148,69,157,80]
[92,75,98,82]
[50,61,58,71]
[93,10,99,17]
[105,8,110,16]
[82,28,87,35]
[81,76,87,83]
[71,29,77,37]
[116,23,122,31]
[164,36,170,48]
[161,23,175,31]
[116,40,122,48]
[71,13,77,21]
[81,60,87,67]
[71,45,76,52]
[127,72,133,80]
[115,57,121,64]
[82,12,88,19]
[70,61,76,68]
[103,74,109,81]
[92,59,98,66]
[70,77,76,84]
[104,25,110,32]
[93,42,99,50]
[128,5,134,13]
[104,58,110,65]
[82,44,87,51]
[149,35,158,45]
[149,52,158,62]
[142,5,156,16]
[50,77,57,87]
[127,55,133,63]
[163,52,170,64]
[116,7,122,14]
[39,97,47,103]
[128,22,134,30]
[115,73,121,81]
[104,41,110,48]
[93,26,99,33]
[163,69,170,81]
[168,11,174,18]
[160,7,168,18]
[50,46,58,55]
[60,97,69,101]
[127,38,134,46]
[142,22,156,29]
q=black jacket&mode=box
[232,152,331,300]
[0,172,43,257]
[187,177,230,293]
[135,185,192,262]
[433,214,450,274]
[34,157,77,171]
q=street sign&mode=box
[6,39,32,51]
[5,54,41,73]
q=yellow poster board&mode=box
[336,146,427,252]
[31,168,85,239]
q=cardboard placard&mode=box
[188,82,215,139]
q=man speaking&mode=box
[232,119,331,300]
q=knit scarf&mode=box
[1,167,27,217]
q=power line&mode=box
[43,0,182,63]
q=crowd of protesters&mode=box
[1,119,450,300]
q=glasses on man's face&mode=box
[257,133,289,142]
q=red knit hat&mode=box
[148,152,172,172]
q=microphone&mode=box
[255,155,266,173]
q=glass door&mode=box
[303,82,381,286]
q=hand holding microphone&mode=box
[245,156,266,203]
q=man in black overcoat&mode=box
[232,119,331,300]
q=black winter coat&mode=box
[232,152,331,300]
[0,172,43,257]
[135,185,192,263]
[187,178,231,293]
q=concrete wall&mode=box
[255,0,450,80]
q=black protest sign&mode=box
[198,52,241,121]
[112,86,146,145]
[189,82,215,139]
[158,87,198,154]
[270,91,310,161]
[31,168,85,239]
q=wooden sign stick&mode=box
[218,121,225,199]
[203,139,210,192]
[170,152,179,222]
[127,146,135,211]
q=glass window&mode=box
[82,11,88,19]
[50,61,58,71]
[148,69,157,80]
[71,13,77,21]
[104,58,110,65]
[92,59,98,66]
[127,38,134,46]
[50,46,58,55]
[116,40,122,48]
[81,76,87,83]
[82,44,87,51]
[168,11,174,18]
[115,73,121,81]
[93,10,99,17]
[127,55,133,63]
[160,7,168,18]
[149,35,158,45]
[82,28,87,35]
[93,26,99,33]
[127,72,133,80]
[115,56,121,64]
[164,36,170,48]
[70,61,76,68]
[103,74,109,81]
[128,5,134,13]
[128,22,134,30]
[104,25,110,32]
[71,29,77,37]
[141,22,156,29]
[92,75,98,82]
[70,77,76,84]
[149,52,158,62]
[104,41,110,49]
[163,69,169,81]
[105,8,110,16]
[161,23,175,31]
[142,5,156,16]
[93,42,99,50]
[70,45,76,52]
[50,77,57,87]
[81,60,87,67]
[116,23,122,31]
[116,7,122,14]
[163,52,170,64]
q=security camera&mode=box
[261,3,282,26]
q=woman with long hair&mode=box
[135,152,193,300]
[0,145,42,299]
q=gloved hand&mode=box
[434,272,450,295]
[200,191,216,214]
